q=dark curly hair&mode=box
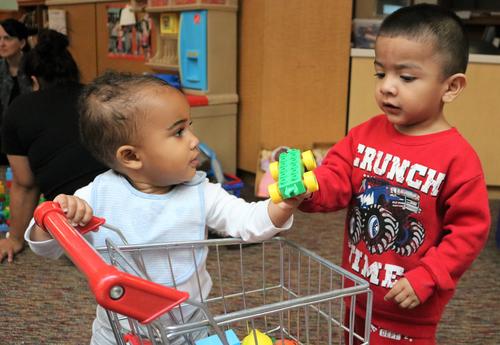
[22,29,80,87]
[78,71,176,168]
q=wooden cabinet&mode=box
[44,0,354,174]
[52,2,99,83]
[0,1,47,32]
[46,0,236,173]
[45,0,155,83]
[237,0,353,172]
[14,0,47,30]
[348,50,500,187]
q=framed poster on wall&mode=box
[107,4,153,60]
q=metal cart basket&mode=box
[34,202,372,345]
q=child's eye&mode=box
[175,128,185,137]
[174,121,193,137]
[374,72,385,79]
[400,75,416,82]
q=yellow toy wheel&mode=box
[303,171,319,193]
[242,329,273,345]
[268,183,283,203]
[269,161,279,181]
[301,150,317,171]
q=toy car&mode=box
[267,149,319,203]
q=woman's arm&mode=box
[0,155,40,262]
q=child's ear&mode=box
[442,73,467,103]
[116,145,142,170]
[30,76,40,91]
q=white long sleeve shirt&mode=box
[26,170,292,345]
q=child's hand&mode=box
[268,192,310,228]
[384,278,421,309]
[54,194,94,227]
[277,192,311,210]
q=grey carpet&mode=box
[0,192,498,345]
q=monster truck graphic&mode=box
[348,177,425,256]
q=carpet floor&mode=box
[1,175,498,345]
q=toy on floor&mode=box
[125,328,242,345]
[195,329,240,345]
[123,333,152,345]
[0,167,46,233]
[153,73,181,89]
[268,148,319,203]
[273,339,297,345]
[198,142,244,197]
[242,329,273,345]
[0,181,9,232]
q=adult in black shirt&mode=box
[0,29,106,262]
[0,19,33,165]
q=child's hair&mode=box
[78,71,171,168]
[377,4,468,78]
[22,29,80,86]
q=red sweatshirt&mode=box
[299,115,490,337]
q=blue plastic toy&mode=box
[195,329,240,345]
[198,142,244,197]
[153,73,181,89]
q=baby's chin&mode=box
[180,168,198,183]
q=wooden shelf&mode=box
[15,1,47,31]
[17,0,46,5]
[160,33,178,39]
[145,61,179,71]
[145,0,237,13]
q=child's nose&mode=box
[380,77,397,96]
[189,131,200,149]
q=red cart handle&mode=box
[34,201,106,235]
[34,201,189,324]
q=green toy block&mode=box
[268,148,319,204]
[277,149,306,199]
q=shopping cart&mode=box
[34,202,372,345]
